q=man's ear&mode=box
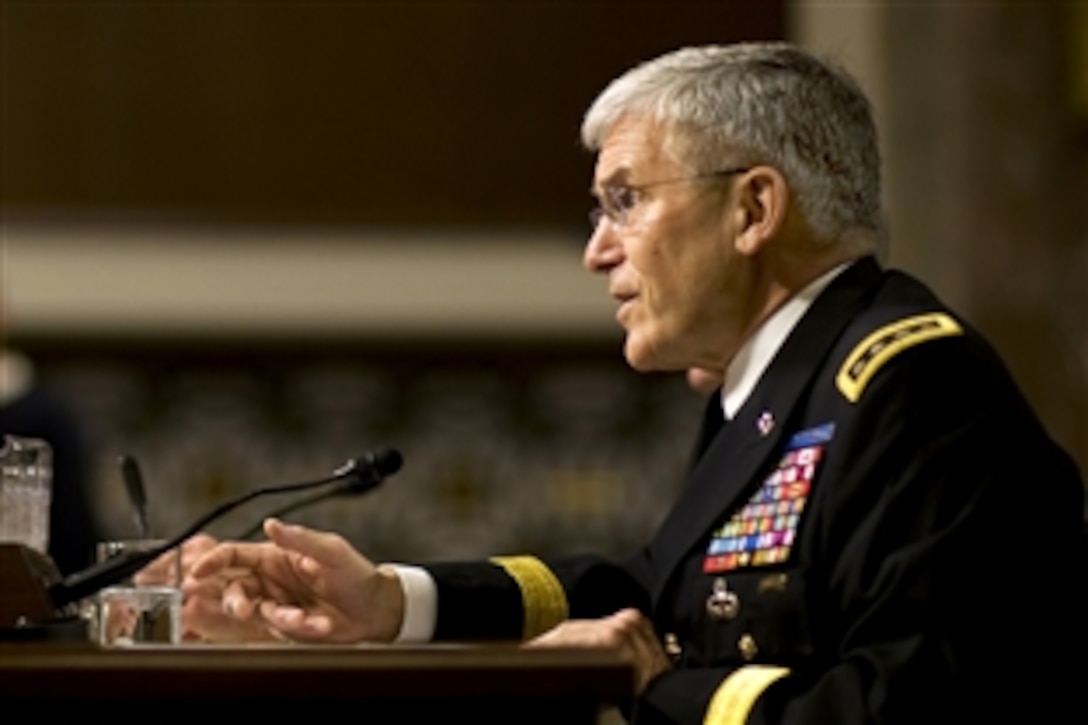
[731,166,790,257]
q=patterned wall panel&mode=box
[35,345,708,566]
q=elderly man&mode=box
[182,43,1085,724]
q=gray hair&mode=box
[582,43,883,245]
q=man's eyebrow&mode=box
[590,167,631,196]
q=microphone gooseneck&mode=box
[235,448,404,541]
[48,447,403,610]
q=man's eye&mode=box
[612,186,639,211]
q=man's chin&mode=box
[623,338,673,373]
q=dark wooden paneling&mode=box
[3,1,784,227]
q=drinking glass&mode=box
[92,538,181,646]
[0,435,52,554]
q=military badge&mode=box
[703,423,834,573]
[705,576,741,620]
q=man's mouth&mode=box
[613,293,636,323]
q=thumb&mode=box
[263,518,349,570]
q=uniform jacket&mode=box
[424,257,1086,724]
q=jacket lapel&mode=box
[649,257,884,603]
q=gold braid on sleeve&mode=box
[704,665,790,725]
[489,555,570,640]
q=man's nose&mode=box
[583,220,623,273]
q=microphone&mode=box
[235,490,337,540]
[119,453,152,537]
[234,447,404,540]
[48,447,403,610]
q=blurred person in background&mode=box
[0,346,100,574]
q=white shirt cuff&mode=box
[385,563,437,643]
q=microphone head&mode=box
[365,447,403,478]
[119,454,147,508]
[119,453,152,537]
[334,447,403,494]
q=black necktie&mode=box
[690,388,727,465]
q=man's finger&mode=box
[528,620,611,649]
[180,534,219,566]
[263,518,354,569]
[220,576,263,619]
[188,541,269,578]
[259,599,333,640]
[133,550,178,587]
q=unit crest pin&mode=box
[705,577,740,620]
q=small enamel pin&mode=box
[756,410,775,436]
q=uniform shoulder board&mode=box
[836,312,963,403]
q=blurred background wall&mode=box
[1,1,1084,569]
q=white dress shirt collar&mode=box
[720,263,850,420]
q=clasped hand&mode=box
[172,520,671,694]
[178,518,405,643]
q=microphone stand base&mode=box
[0,543,65,628]
[0,615,91,644]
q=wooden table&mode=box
[0,641,633,723]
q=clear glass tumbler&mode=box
[91,538,182,646]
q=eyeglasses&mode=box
[589,166,751,231]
